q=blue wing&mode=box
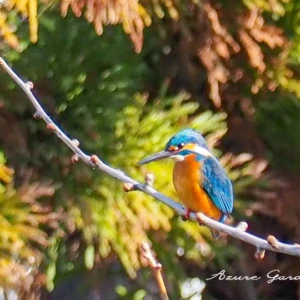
[201,157,234,215]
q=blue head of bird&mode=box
[139,129,212,165]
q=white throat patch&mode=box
[170,155,185,162]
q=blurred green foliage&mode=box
[256,97,299,170]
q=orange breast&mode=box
[173,155,222,220]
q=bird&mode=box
[138,128,234,239]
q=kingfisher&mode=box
[138,129,233,238]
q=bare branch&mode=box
[141,243,169,300]
[1,56,300,258]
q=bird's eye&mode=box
[178,143,185,149]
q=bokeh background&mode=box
[1,0,300,299]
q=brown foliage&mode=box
[162,1,287,110]
[60,0,149,53]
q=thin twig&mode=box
[141,243,169,300]
[1,57,300,258]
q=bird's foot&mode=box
[196,212,205,226]
[181,208,191,221]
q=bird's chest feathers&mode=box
[173,155,205,210]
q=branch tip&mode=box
[123,183,135,192]
[71,139,80,147]
[236,221,248,232]
[267,235,279,249]
[255,248,265,260]
[145,173,154,186]
[71,154,79,163]
[47,123,56,131]
[26,81,34,89]
[90,155,100,164]
[141,242,150,251]
[33,112,41,119]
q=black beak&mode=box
[138,150,174,165]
